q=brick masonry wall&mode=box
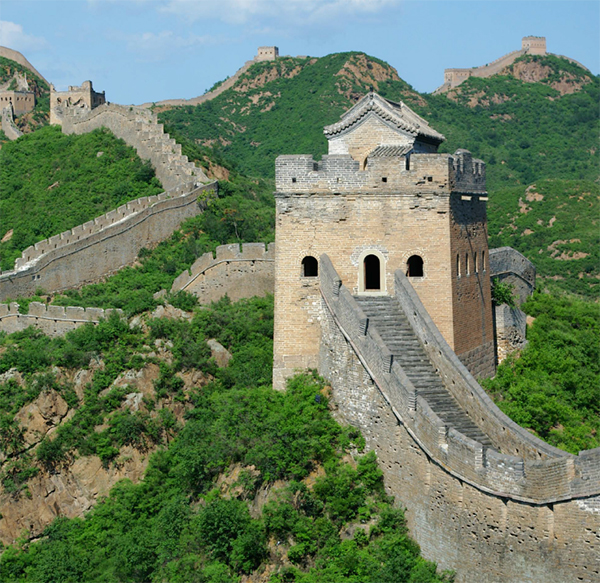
[0,302,123,337]
[172,242,275,303]
[1,103,23,141]
[489,246,535,306]
[0,182,217,301]
[319,258,600,582]
[273,149,491,388]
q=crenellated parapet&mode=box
[172,242,275,304]
[0,181,217,301]
[11,181,198,272]
[54,102,209,190]
[489,246,536,305]
[319,255,599,504]
[276,150,486,197]
[0,301,123,337]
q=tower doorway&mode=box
[364,254,381,291]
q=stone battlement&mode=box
[9,181,197,272]
[489,246,535,305]
[275,150,486,196]
[0,181,217,301]
[0,302,123,337]
[55,102,208,190]
[320,256,600,504]
[172,242,275,304]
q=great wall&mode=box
[0,47,598,583]
[434,36,591,94]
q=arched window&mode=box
[481,250,486,272]
[406,255,424,277]
[364,254,381,290]
[301,256,318,277]
[456,254,461,278]
[473,252,478,273]
[465,253,470,275]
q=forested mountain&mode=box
[159,51,599,298]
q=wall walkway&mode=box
[319,254,600,583]
[1,103,22,141]
[0,302,123,337]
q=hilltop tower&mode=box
[273,92,494,389]
[50,80,106,125]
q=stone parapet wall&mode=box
[140,61,255,109]
[56,102,208,191]
[0,182,217,301]
[1,103,23,140]
[172,242,275,303]
[320,255,600,502]
[0,46,49,84]
[494,304,527,364]
[0,302,123,337]
[275,150,486,195]
[319,254,600,581]
[489,246,535,305]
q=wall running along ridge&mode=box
[0,46,50,85]
[489,246,535,306]
[56,102,209,191]
[1,103,22,140]
[171,242,275,303]
[0,302,123,337]
[318,255,600,583]
[0,181,216,301]
[0,99,217,301]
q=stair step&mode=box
[353,294,496,452]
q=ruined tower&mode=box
[273,92,494,390]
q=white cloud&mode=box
[160,0,400,25]
[0,21,48,52]
[108,29,220,62]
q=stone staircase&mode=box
[354,296,494,448]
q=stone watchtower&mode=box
[273,92,494,390]
[50,80,106,125]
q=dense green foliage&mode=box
[483,291,600,453]
[0,126,163,270]
[0,296,451,582]
[487,179,599,298]
[159,52,599,297]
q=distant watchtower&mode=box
[50,80,106,125]
[522,36,547,55]
[273,92,494,389]
[255,47,279,62]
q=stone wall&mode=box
[0,90,35,115]
[0,302,123,337]
[55,102,209,190]
[494,304,527,364]
[318,255,600,582]
[1,103,23,140]
[172,242,275,303]
[489,246,535,306]
[0,182,217,301]
[273,149,490,390]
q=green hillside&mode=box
[0,56,50,134]
[0,299,452,583]
[159,51,599,298]
[0,126,163,270]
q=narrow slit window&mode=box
[473,252,478,273]
[482,250,486,272]
[301,256,318,277]
[457,254,461,277]
[406,255,424,277]
[466,253,470,275]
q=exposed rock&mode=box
[152,289,167,300]
[207,338,233,367]
[14,390,69,446]
[150,303,193,321]
[0,367,24,387]
[0,446,151,545]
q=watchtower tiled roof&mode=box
[323,91,445,145]
[368,144,413,158]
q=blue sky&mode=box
[1,1,598,105]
